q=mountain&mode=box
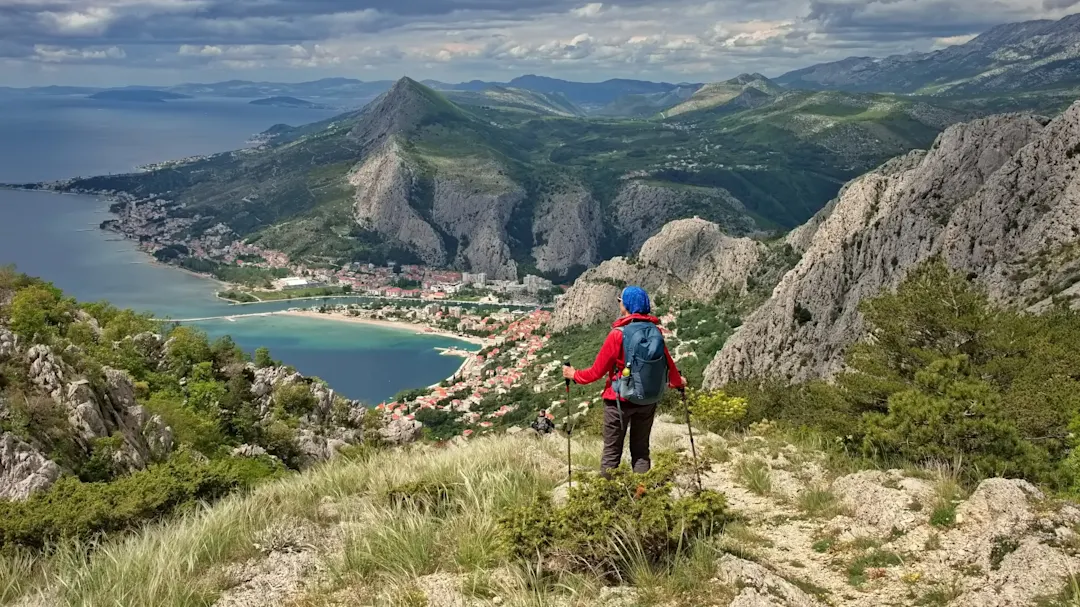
[661,74,783,118]
[777,13,1080,95]
[88,90,192,103]
[249,96,332,109]
[705,101,1080,386]
[31,76,1061,284]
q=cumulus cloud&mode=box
[0,0,1076,85]
[33,44,126,63]
[571,3,605,17]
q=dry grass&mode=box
[0,428,736,607]
[0,436,564,606]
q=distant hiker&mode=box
[562,286,684,476]
[531,410,555,435]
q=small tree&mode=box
[861,356,1047,481]
[254,347,275,369]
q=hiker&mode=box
[562,286,684,476]
[531,410,555,435]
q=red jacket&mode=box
[573,314,684,401]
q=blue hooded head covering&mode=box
[619,286,651,315]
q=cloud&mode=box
[933,33,978,47]
[0,0,1076,85]
[33,44,126,63]
[1043,0,1080,9]
[570,3,604,17]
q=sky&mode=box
[0,0,1078,87]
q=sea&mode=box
[0,94,474,404]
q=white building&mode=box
[281,277,313,290]
[463,272,488,287]
[523,274,554,294]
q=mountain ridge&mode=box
[706,101,1080,385]
[777,13,1080,95]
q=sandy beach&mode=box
[282,310,491,347]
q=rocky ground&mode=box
[192,420,1080,607]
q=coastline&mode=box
[282,310,491,347]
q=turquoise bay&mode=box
[0,96,471,403]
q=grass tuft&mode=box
[847,549,902,586]
[735,458,772,496]
[797,485,845,519]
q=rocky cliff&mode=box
[552,218,766,330]
[706,102,1080,386]
[350,141,447,266]
[0,319,378,501]
[612,182,755,254]
[531,182,602,275]
[432,171,524,281]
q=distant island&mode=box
[88,90,193,103]
[249,96,330,109]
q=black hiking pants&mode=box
[601,399,656,476]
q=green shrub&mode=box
[861,356,1048,481]
[0,452,282,551]
[415,408,466,441]
[847,549,902,586]
[497,453,729,576]
[78,435,125,483]
[253,347,275,369]
[143,394,229,457]
[688,390,747,434]
[9,283,74,340]
[272,383,317,418]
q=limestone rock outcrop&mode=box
[379,416,424,445]
[706,104,1080,385]
[350,142,447,266]
[531,182,602,276]
[26,344,174,473]
[0,433,61,500]
[552,218,765,331]
[718,555,824,607]
[0,327,16,360]
[433,172,523,281]
[613,182,755,254]
[251,365,371,464]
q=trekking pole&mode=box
[680,387,703,493]
[563,361,573,488]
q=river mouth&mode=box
[0,189,473,405]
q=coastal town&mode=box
[292,300,595,442]
[79,191,565,307]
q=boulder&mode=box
[0,432,60,500]
[717,555,824,607]
[955,538,1079,607]
[0,327,17,360]
[380,416,423,445]
[832,470,934,534]
[232,444,269,458]
[955,478,1042,539]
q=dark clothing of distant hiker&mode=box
[562,286,684,475]
[531,412,555,435]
